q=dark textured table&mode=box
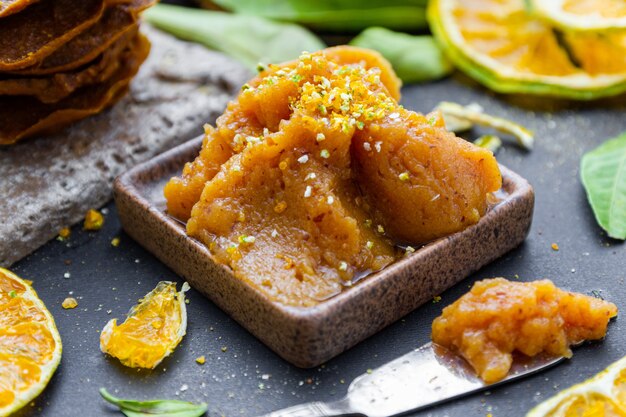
[11,68,626,417]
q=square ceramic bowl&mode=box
[114,137,534,368]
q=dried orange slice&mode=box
[100,282,189,369]
[530,0,626,32]
[428,0,626,100]
[0,268,62,417]
[527,355,626,417]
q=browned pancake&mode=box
[0,0,109,71]
[0,33,151,145]
[10,7,138,75]
[8,0,156,75]
[0,29,136,103]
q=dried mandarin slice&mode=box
[0,354,42,410]
[530,0,626,32]
[528,355,626,417]
[100,282,189,369]
[0,298,46,328]
[0,323,56,365]
[0,268,62,417]
[428,0,626,99]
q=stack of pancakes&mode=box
[0,0,156,145]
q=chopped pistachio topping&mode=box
[339,261,348,271]
[320,149,330,159]
[399,172,410,181]
[377,224,385,234]
[405,246,416,254]
[327,196,334,204]
[366,241,374,250]
[304,186,313,198]
[316,133,326,142]
[297,154,309,164]
[363,142,371,151]
[245,135,262,145]
[239,235,256,244]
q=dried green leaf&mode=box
[144,4,325,70]
[100,388,208,417]
[581,131,626,240]
[349,27,452,83]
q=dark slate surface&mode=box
[10,73,626,417]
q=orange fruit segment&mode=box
[0,268,62,417]
[100,282,189,369]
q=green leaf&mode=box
[349,27,452,84]
[100,388,208,417]
[211,0,428,32]
[581,132,626,240]
[144,4,325,70]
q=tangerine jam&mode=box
[432,278,618,383]
[164,46,501,307]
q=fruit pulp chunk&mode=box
[164,46,502,307]
[99,282,187,369]
[432,278,618,383]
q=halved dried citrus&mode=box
[100,282,189,369]
[0,267,62,417]
[530,0,626,32]
[527,355,626,417]
[428,0,626,99]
